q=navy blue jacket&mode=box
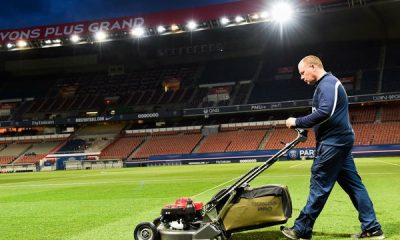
[295,73,354,146]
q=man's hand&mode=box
[286,117,297,128]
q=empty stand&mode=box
[349,105,377,123]
[100,136,145,159]
[353,122,400,145]
[57,139,87,153]
[197,129,267,153]
[132,133,202,159]
[198,56,260,84]
[0,143,32,164]
[264,127,316,150]
[381,103,400,122]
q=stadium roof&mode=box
[0,0,399,51]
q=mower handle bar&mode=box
[205,128,308,212]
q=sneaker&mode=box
[280,226,311,240]
[352,229,385,239]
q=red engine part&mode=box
[161,197,204,226]
[164,197,203,211]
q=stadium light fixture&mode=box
[70,35,80,43]
[235,15,245,23]
[170,24,180,32]
[16,40,28,48]
[271,2,294,23]
[220,17,230,26]
[251,13,260,20]
[94,31,107,42]
[131,27,145,37]
[260,11,270,19]
[186,20,198,31]
[250,11,270,22]
[157,25,166,34]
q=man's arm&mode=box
[286,80,338,128]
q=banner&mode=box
[208,86,232,102]
[0,0,339,44]
[0,110,181,127]
[0,92,397,127]
[184,92,400,117]
[0,0,257,43]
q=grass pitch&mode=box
[0,157,399,240]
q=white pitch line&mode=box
[0,177,235,188]
[0,172,395,189]
[373,159,400,167]
[290,162,309,168]
[190,177,240,199]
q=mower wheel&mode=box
[134,222,159,240]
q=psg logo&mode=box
[288,150,298,159]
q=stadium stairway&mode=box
[6,144,33,164]
[100,135,146,160]
[13,144,34,163]
[127,135,151,159]
[375,106,383,122]
[191,135,206,154]
[257,128,273,150]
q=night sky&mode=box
[0,0,235,30]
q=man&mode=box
[281,55,384,239]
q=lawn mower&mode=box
[133,128,308,240]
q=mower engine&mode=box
[160,198,204,230]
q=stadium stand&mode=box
[0,134,69,164]
[0,143,32,164]
[196,127,267,153]
[353,122,400,145]
[197,131,240,153]
[100,135,145,160]
[381,103,400,122]
[57,139,87,153]
[15,141,62,164]
[198,56,260,84]
[263,126,316,150]
[3,39,398,121]
[132,132,203,159]
[0,1,399,167]
[349,105,377,123]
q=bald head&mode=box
[299,55,324,69]
[298,55,327,85]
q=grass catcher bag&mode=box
[221,184,292,232]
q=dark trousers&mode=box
[293,144,381,237]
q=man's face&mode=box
[298,61,318,85]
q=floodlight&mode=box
[70,35,80,43]
[6,43,14,49]
[52,39,61,44]
[94,31,107,41]
[16,40,27,48]
[235,16,245,23]
[131,27,145,37]
[44,40,52,44]
[157,25,166,34]
[251,13,260,20]
[220,17,230,25]
[271,2,294,23]
[260,11,270,19]
[170,24,180,32]
[186,20,198,30]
